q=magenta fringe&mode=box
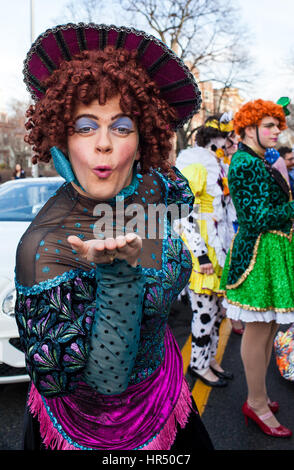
[28,384,78,450]
[28,379,192,451]
[140,378,192,450]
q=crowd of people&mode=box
[14,20,294,451]
[177,100,294,438]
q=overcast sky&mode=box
[0,0,293,110]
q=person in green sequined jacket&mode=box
[220,99,294,437]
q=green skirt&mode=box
[220,231,294,312]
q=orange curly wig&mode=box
[234,99,287,137]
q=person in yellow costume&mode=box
[176,114,235,387]
[219,116,244,335]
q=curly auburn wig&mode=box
[25,46,177,176]
[195,115,228,148]
[233,99,287,137]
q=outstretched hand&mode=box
[67,233,142,267]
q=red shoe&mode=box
[230,320,244,335]
[232,326,244,335]
[268,400,279,414]
[242,402,292,438]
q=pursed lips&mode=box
[92,166,113,179]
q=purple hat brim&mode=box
[23,22,201,129]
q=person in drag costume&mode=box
[175,114,235,387]
[15,22,213,450]
[220,99,294,437]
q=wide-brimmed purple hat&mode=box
[23,22,201,129]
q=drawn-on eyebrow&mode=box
[74,113,133,122]
[110,113,134,122]
[74,113,98,121]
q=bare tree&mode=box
[62,0,102,22]
[279,49,294,106]
[1,99,32,169]
[58,0,256,150]
[61,0,254,88]
[119,0,255,149]
[56,0,126,26]
[0,100,57,175]
[120,0,253,77]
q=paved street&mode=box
[0,381,28,450]
[0,299,293,451]
[202,329,294,451]
[169,299,294,451]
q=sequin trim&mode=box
[223,295,294,313]
[226,233,262,290]
[15,267,96,296]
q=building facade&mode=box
[189,65,244,134]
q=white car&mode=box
[0,176,64,383]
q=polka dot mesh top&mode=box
[15,167,194,397]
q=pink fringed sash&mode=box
[138,378,192,450]
[28,327,193,450]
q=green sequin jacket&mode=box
[222,143,294,289]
